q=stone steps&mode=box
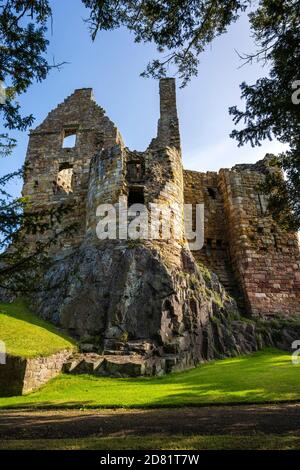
[195,252,246,311]
[63,351,185,377]
[64,353,150,377]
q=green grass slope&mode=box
[0,299,76,358]
[0,348,299,409]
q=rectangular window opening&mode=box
[127,161,144,182]
[216,239,223,249]
[54,163,74,194]
[207,187,217,199]
[62,129,77,148]
[128,187,145,206]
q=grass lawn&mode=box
[0,300,76,358]
[1,434,300,450]
[0,348,299,409]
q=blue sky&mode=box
[1,0,288,196]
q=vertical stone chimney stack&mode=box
[156,78,181,150]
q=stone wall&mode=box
[23,79,185,250]
[23,88,124,251]
[183,169,243,305]
[219,163,300,317]
[151,78,181,150]
[85,78,185,245]
[183,158,300,317]
[0,350,71,396]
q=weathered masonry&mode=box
[23,79,300,321]
[184,161,300,317]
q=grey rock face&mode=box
[30,240,300,375]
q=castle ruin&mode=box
[20,79,300,375]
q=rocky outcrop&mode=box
[28,240,300,376]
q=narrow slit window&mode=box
[206,238,213,255]
[271,227,279,250]
[273,234,279,250]
[257,193,268,215]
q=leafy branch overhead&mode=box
[82,0,249,87]
[82,0,300,230]
[0,0,51,154]
[0,0,68,153]
[0,1,73,293]
[0,0,299,291]
[0,166,77,294]
[229,0,300,230]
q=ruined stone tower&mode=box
[23,79,185,249]
[19,79,300,375]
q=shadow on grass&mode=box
[0,348,299,410]
[2,403,300,443]
[2,434,300,450]
[0,299,76,345]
